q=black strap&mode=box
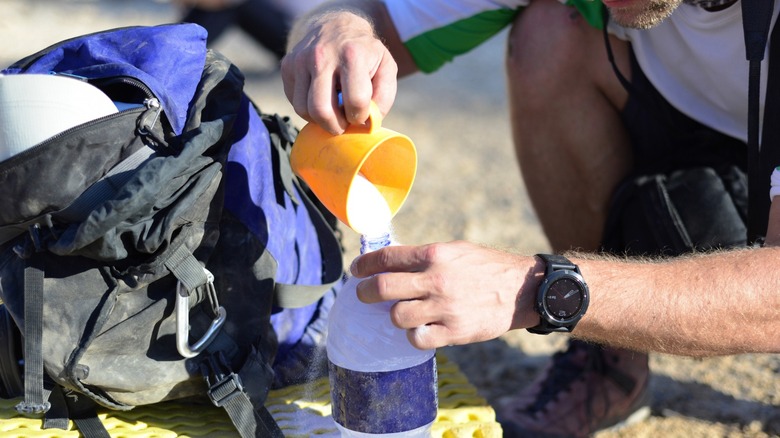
[742,0,777,243]
[202,352,285,438]
[63,386,111,438]
[601,7,636,96]
[43,384,70,430]
[756,4,780,241]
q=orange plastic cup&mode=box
[290,102,417,231]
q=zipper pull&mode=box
[137,98,166,148]
[140,98,162,132]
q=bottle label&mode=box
[329,356,438,434]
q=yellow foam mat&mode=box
[0,353,501,437]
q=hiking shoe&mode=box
[497,340,651,438]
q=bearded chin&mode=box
[608,0,682,29]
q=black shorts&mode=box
[620,51,747,176]
[602,50,749,255]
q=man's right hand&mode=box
[281,6,398,135]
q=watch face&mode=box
[544,277,585,321]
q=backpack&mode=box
[0,23,343,437]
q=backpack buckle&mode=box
[201,352,244,408]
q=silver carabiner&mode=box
[175,269,226,358]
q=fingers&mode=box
[370,52,399,117]
[339,44,398,125]
[348,241,526,350]
[282,45,347,134]
[407,324,452,350]
[351,244,428,278]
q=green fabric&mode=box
[566,0,607,30]
[404,1,606,74]
[405,8,520,73]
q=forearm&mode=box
[569,247,780,356]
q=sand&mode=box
[1,1,778,436]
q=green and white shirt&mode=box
[384,0,780,142]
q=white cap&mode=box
[0,74,119,162]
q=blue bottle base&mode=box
[329,356,438,435]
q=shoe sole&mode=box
[596,382,653,434]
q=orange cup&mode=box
[290,102,417,231]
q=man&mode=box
[281,0,780,436]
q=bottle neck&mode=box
[360,232,391,254]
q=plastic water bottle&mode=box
[327,231,438,437]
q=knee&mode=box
[506,0,599,96]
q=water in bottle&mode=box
[327,174,437,437]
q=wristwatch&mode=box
[527,254,590,335]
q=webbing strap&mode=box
[164,243,209,293]
[273,180,343,308]
[43,384,70,430]
[202,352,284,438]
[218,387,284,438]
[16,239,51,416]
[63,384,111,438]
[742,0,777,243]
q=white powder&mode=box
[347,173,392,236]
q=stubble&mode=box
[608,0,683,29]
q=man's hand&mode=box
[281,8,398,135]
[350,241,542,350]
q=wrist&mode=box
[512,255,545,330]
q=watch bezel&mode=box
[536,269,589,328]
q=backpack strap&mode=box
[273,182,344,308]
[14,225,51,417]
[201,351,285,438]
[262,113,344,309]
[756,3,780,241]
[742,0,778,243]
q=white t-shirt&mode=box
[385,0,780,142]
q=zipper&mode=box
[89,75,156,100]
[0,99,163,173]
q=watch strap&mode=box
[527,319,571,334]
[537,253,578,274]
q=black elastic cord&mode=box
[602,8,637,96]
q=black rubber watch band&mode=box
[537,253,578,274]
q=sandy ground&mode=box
[1,1,778,436]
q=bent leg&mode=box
[506,0,632,252]
[500,4,652,437]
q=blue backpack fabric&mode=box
[0,23,342,437]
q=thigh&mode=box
[506,0,633,252]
